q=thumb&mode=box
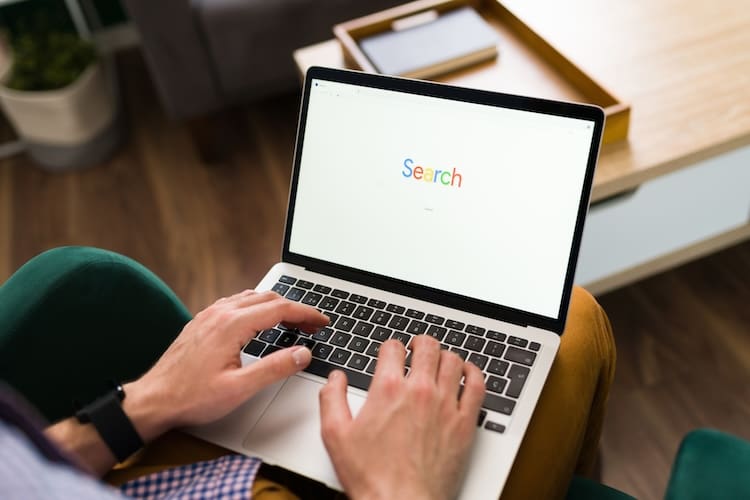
[319,370,352,448]
[236,345,311,394]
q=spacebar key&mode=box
[483,393,516,415]
[304,358,373,391]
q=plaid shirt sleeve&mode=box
[120,454,262,500]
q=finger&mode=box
[232,298,329,344]
[233,345,311,394]
[215,289,256,306]
[458,361,485,415]
[408,335,441,382]
[232,290,282,309]
[372,339,406,383]
[319,370,353,448]
[436,349,465,404]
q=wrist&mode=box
[121,379,176,443]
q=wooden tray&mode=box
[334,0,630,144]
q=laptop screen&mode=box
[286,69,601,328]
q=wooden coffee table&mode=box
[293,0,750,294]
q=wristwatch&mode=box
[75,382,144,462]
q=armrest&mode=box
[121,0,223,119]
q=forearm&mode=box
[44,379,175,476]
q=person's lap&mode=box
[0,247,615,500]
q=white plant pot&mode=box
[0,59,124,171]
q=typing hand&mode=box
[319,336,485,500]
[124,290,329,441]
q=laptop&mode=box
[189,66,604,499]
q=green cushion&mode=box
[0,246,191,422]
[566,475,636,500]
[665,428,750,500]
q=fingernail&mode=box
[292,346,311,367]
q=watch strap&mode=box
[76,389,144,462]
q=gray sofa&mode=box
[123,0,403,127]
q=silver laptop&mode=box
[189,66,604,499]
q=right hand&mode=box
[319,336,485,500]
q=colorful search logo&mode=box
[401,158,463,188]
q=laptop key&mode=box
[484,421,506,433]
[331,289,349,299]
[348,337,369,353]
[466,325,486,336]
[392,332,412,346]
[506,364,530,398]
[405,309,425,320]
[446,330,466,346]
[334,317,356,332]
[295,337,315,349]
[487,359,509,376]
[486,330,507,342]
[406,320,428,335]
[347,354,369,371]
[352,321,374,337]
[464,335,486,352]
[529,342,541,352]
[366,358,378,374]
[486,376,508,394]
[285,287,305,301]
[353,306,374,321]
[301,292,322,306]
[450,347,469,361]
[366,341,381,357]
[508,336,528,348]
[312,327,333,342]
[311,343,333,360]
[349,294,367,304]
[322,312,339,326]
[319,296,339,311]
[278,275,296,285]
[259,328,282,343]
[371,327,392,342]
[335,301,357,316]
[331,332,352,347]
[276,331,298,347]
[305,358,372,392]
[477,409,487,427]
[261,344,282,357]
[484,341,505,358]
[371,310,392,326]
[367,298,386,309]
[297,280,314,289]
[386,304,405,314]
[425,314,444,325]
[330,348,352,365]
[313,284,332,294]
[388,315,409,331]
[468,353,489,370]
[446,319,465,330]
[243,340,266,356]
[483,393,516,415]
[271,283,290,295]
[426,325,447,341]
[505,346,536,366]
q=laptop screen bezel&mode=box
[282,66,604,335]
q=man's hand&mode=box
[319,336,485,500]
[124,290,329,442]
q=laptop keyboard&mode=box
[243,276,540,417]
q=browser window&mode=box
[289,79,595,319]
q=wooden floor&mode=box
[1,52,748,500]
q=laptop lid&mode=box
[283,67,604,334]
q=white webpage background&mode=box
[289,80,594,319]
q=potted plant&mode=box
[0,29,123,171]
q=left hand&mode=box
[123,289,329,441]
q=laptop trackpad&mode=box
[242,374,365,489]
